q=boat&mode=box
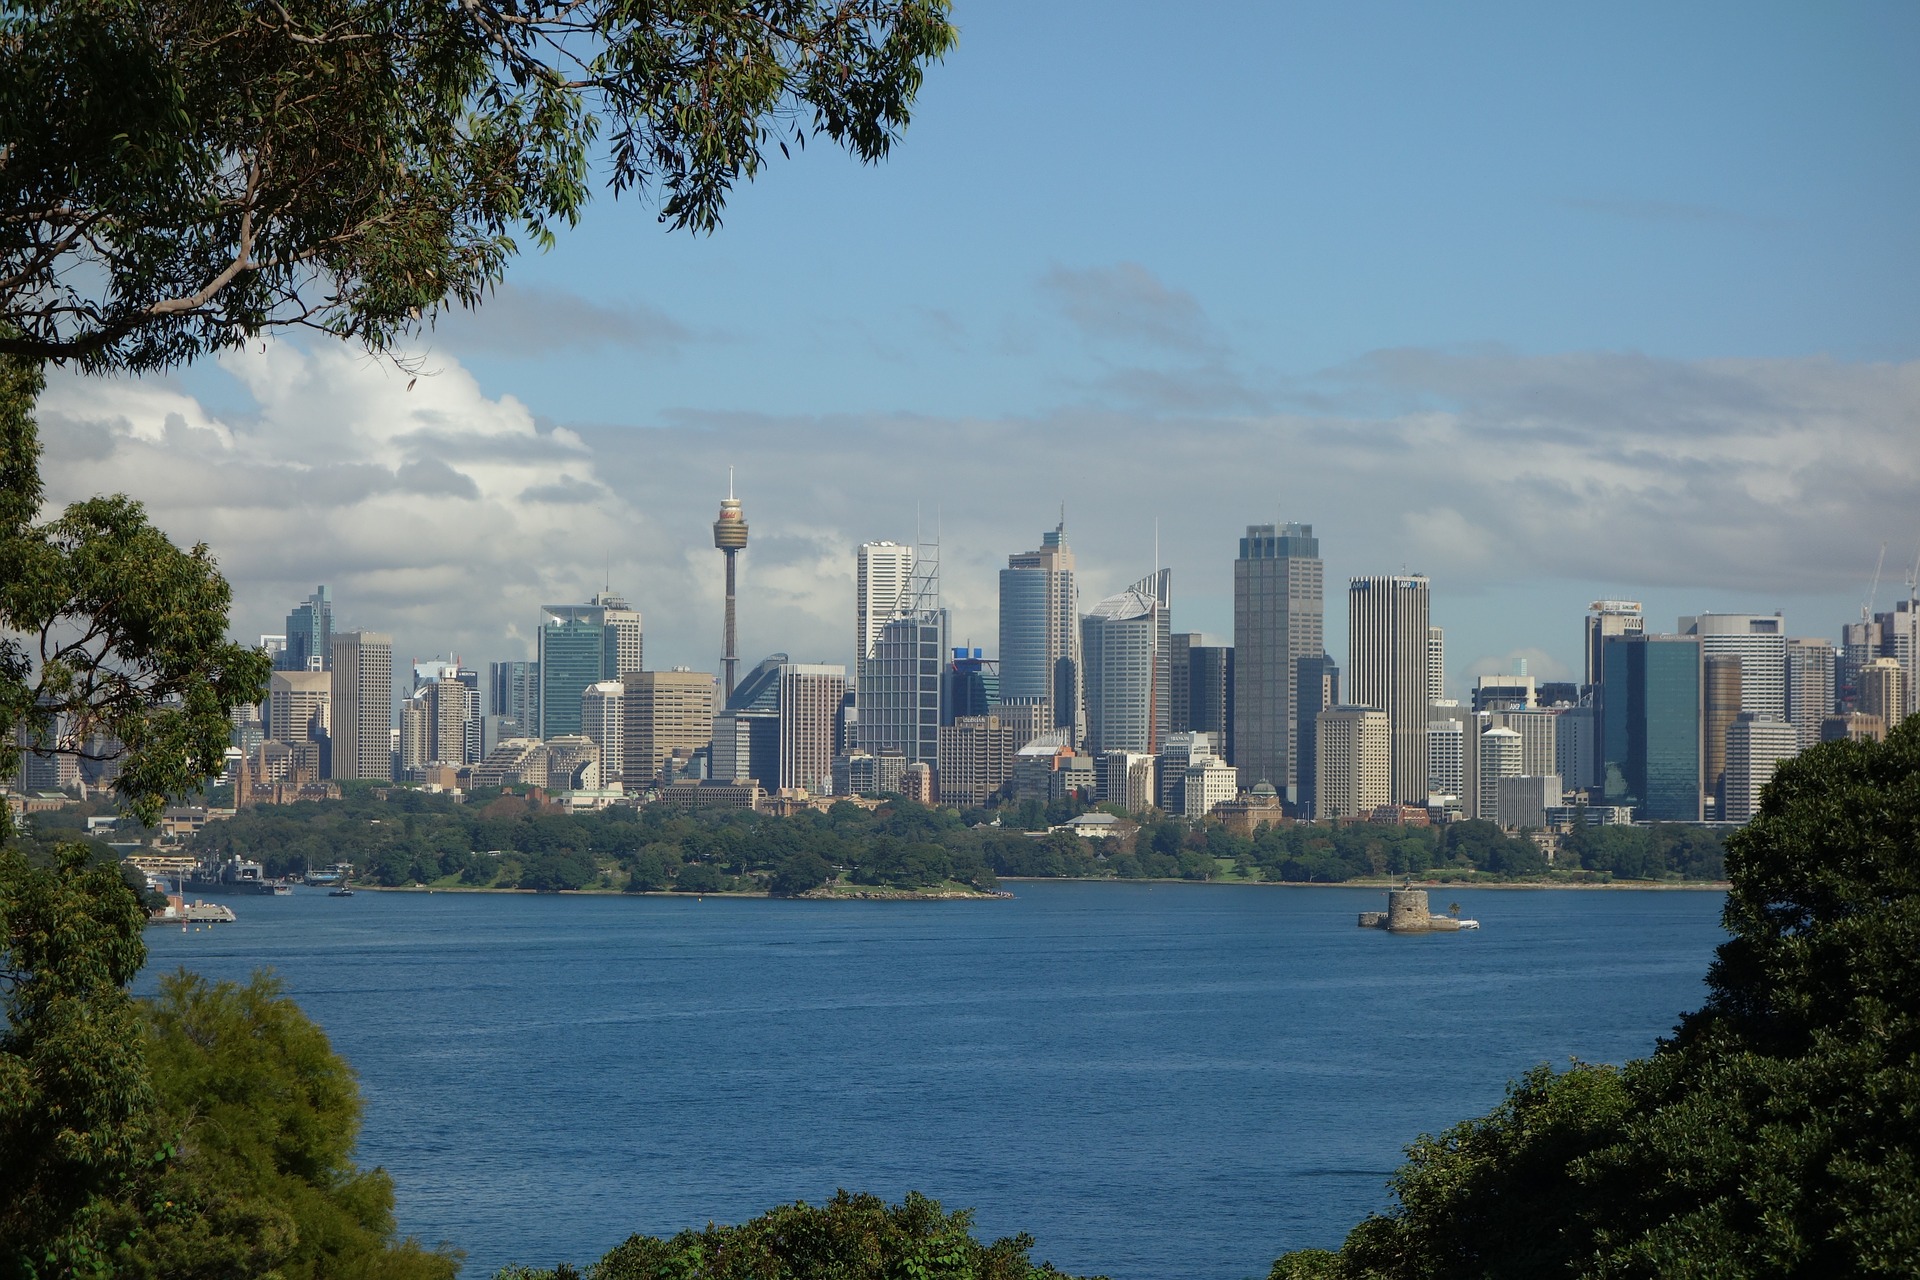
[328,887,355,898]
[270,882,294,896]
[147,896,236,925]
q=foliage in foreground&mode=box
[497,1190,1097,1280]
[1273,717,1920,1278]
[0,842,457,1280]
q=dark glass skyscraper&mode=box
[1232,523,1323,798]
[1601,634,1703,822]
[279,585,332,671]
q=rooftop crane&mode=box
[1864,542,1887,622]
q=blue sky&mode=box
[49,1,1920,692]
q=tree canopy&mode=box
[1272,716,1920,1279]
[0,0,957,372]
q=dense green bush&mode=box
[1273,717,1920,1278]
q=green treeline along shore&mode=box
[167,784,1730,896]
[7,720,1916,1280]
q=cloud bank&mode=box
[33,325,1919,692]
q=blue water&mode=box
[138,882,1725,1280]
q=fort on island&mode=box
[1358,887,1479,933]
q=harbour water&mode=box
[139,881,1726,1280]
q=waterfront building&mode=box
[936,714,1018,807]
[856,541,915,664]
[998,521,1081,743]
[1081,569,1172,758]
[329,630,392,782]
[621,669,715,787]
[279,585,333,672]
[779,663,848,794]
[1347,574,1431,807]
[1785,637,1837,751]
[1315,706,1389,821]
[1724,713,1798,823]
[1232,522,1323,797]
[1599,633,1704,823]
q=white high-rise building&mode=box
[1348,574,1431,806]
[1081,569,1172,758]
[1785,637,1837,751]
[1679,613,1788,722]
[1427,718,1465,802]
[1428,625,1445,704]
[580,681,625,787]
[330,630,393,781]
[1477,726,1522,822]
[779,663,847,794]
[1724,714,1799,823]
[856,541,916,664]
[1315,706,1389,820]
[999,521,1082,744]
[267,669,330,743]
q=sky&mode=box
[36,1,1920,698]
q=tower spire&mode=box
[712,469,749,701]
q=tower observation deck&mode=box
[713,471,748,700]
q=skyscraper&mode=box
[998,520,1081,743]
[1427,625,1446,704]
[1724,713,1798,824]
[1171,633,1233,752]
[1702,654,1742,815]
[280,585,333,671]
[1232,522,1323,797]
[1347,574,1431,807]
[778,664,848,794]
[537,592,642,739]
[621,669,715,786]
[329,630,393,781]
[1294,653,1339,817]
[1600,633,1703,823]
[580,680,625,786]
[1315,706,1389,820]
[859,608,949,765]
[856,541,915,663]
[1584,601,1645,689]
[1081,569,1172,758]
[1680,613,1787,721]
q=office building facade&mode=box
[1315,705,1389,820]
[856,541,916,663]
[1232,522,1323,797]
[859,608,949,765]
[538,592,643,739]
[279,585,333,672]
[1347,574,1431,807]
[1724,713,1798,824]
[329,630,393,782]
[1600,634,1703,823]
[1081,569,1172,758]
[779,664,848,794]
[999,521,1081,742]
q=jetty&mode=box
[1359,887,1478,934]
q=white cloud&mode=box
[30,341,1920,691]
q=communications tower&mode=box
[712,469,748,701]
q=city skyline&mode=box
[23,5,1917,713]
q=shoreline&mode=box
[343,876,1727,897]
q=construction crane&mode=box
[1863,541,1887,622]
